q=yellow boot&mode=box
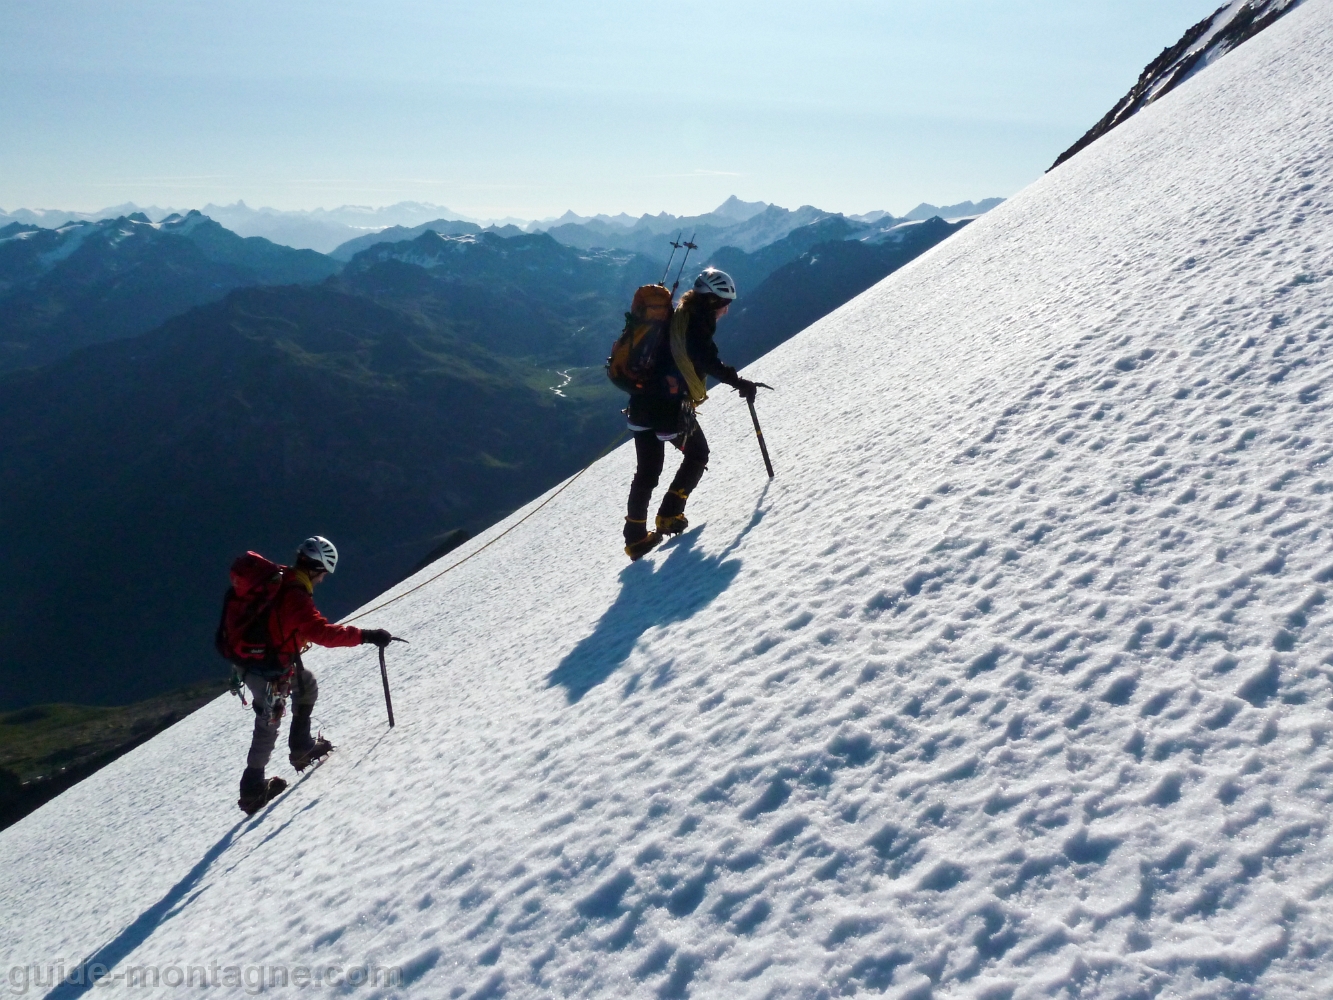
[655,489,689,536]
[623,517,662,560]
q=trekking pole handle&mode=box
[671,230,698,294]
[661,231,682,285]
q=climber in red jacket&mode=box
[237,535,391,814]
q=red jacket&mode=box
[267,567,362,665]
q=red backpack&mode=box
[214,551,287,677]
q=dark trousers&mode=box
[627,425,710,526]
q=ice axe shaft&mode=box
[379,637,407,728]
[379,647,395,727]
[746,391,775,478]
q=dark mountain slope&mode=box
[0,223,52,294]
[337,230,659,364]
[329,218,483,261]
[0,285,622,709]
[703,215,870,298]
[0,212,339,371]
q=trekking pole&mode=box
[379,637,408,728]
[746,385,776,478]
[661,231,684,285]
[670,231,698,295]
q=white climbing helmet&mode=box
[693,267,737,300]
[297,535,338,574]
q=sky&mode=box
[0,0,1227,220]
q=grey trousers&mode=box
[244,663,319,771]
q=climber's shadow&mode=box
[45,785,319,997]
[548,490,767,704]
[46,820,246,998]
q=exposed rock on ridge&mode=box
[1051,0,1306,171]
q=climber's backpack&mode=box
[606,284,674,394]
[214,551,287,678]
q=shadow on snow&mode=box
[44,821,244,999]
[45,782,319,998]
[547,487,768,703]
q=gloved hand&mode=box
[361,628,393,648]
[735,378,758,402]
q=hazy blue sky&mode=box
[1,0,1224,219]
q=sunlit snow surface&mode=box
[6,4,1333,998]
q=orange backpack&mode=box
[606,284,674,394]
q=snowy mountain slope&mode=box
[5,3,1333,998]
[1051,0,1306,171]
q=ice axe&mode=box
[745,383,776,478]
[379,637,408,728]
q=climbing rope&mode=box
[342,431,628,625]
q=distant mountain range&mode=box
[901,198,1005,220]
[329,219,524,262]
[327,196,1005,267]
[324,203,843,265]
[1,195,1005,254]
[526,194,772,235]
[546,203,840,261]
[0,199,983,708]
[0,211,338,371]
[335,230,660,365]
[196,201,514,254]
[0,202,511,254]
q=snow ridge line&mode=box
[1049,0,1306,171]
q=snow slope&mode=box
[5,2,1333,997]
[1051,0,1306,171]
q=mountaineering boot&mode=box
[288,701,314,753]
[290,735,334,772]
[288,702,334,771]
[238,767,288,815]
[623,516,663,560]
[655,512,688,535]
[655,489,689,536]
[625,532,664,561]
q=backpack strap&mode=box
[669,308,708,405]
